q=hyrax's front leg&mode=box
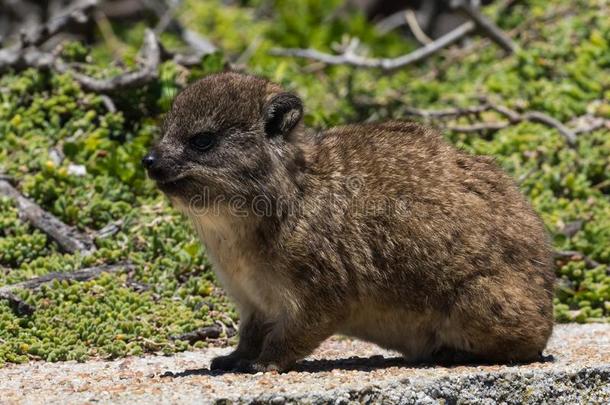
[210,311,270,371]
[236,316,333,373]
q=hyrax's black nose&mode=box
[142,152,156,169]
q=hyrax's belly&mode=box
[338,305,443,360]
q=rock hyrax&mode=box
[143,72,554,372]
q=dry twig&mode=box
[0,263,135,315]
[272,0,518,70]
[569,114,610,135]
[377,9,433,44]
[171,323,237,344]
[404,9,433,45]
[21,0,98,47]
[0,0,97,72]
[153,0,217,66]
[1,263,135,291]
[554,251,603,270]
[0,179,97,255]
[55,29,161,92]
[271,21,476,71]
[403,101,580,146]
[1,0,213,87]
[0,290,35,316]
[451,0,517,53]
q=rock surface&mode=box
[1,324,609,404]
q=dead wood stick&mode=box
[522,111,577,145]
[0,290,35,316]
[171,323,237,344]
[0,0,96,72]
[403,104,490,118]
[0,174,14,183]
[272,0,519,70]
[446,121,509,133]
[154,0,217,67]
[0,46,55,72]
[451,0,517,53]
[375,9,413,35]
[404,9,433,45]
[0,263,134,315]
[22,0,98,47]
[554,251,603,270]
[0,180,96,255]
[55,29,160,92]
[0,263,135,294]
[403,102,578,146]
[569,114,610,135]
[270,21,476,71]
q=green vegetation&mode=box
[0,0,609,366]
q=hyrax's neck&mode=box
[180,201,302,316]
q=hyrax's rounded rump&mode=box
[146,72,554,372]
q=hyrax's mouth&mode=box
[150,168,205,195]
[153,169,195,186]
[154,174,191,194]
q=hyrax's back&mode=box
[296,121,555,363]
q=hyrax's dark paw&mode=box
[210,354,241,371]
[234,359,282,374]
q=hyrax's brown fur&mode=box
[144,72,555,372]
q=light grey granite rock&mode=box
[1,324,608,404]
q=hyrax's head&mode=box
[143,72,304,207]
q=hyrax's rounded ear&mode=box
[263,93,303,137]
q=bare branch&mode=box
[403,104,490,119]
[375,9,412,35]
[404,9,433,45]
[0,263,135,315]
[0,263,135,293]
[447,122,509,133]
[99,94,117,113]
[171,323,237,344]
[159,33,217,67]
[181,29,217,58]
[0,46,55,72]
[0,5,168,90]
[154,0,217,67]
[0,290,34,316]
[377,9,433,44]
[568,114,610,135]
[522,111,577,145]
[154,0,183,35]
[0,0,97,73]
[402,101,580,146]
[55,29,161,92]
[273,0,520,70]
[451,0,517,53]
[270,21,476,71]
[554,251,604,270]
[22,0,98,47]
[0,180,96,256]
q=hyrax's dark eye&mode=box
[189,132,215,151]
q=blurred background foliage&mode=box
[0,0,609,365]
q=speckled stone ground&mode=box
[1,324,609,404]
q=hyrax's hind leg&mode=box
[444,276,553,364]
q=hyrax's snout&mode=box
[142,149,168,182]
[141,151,156,169]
